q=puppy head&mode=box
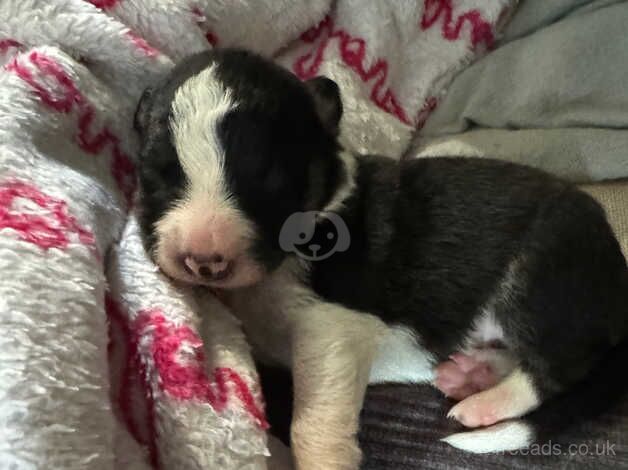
[135,49,347,289]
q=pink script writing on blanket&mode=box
[0,180,98,256]
[107,296,270,468]
[126,32,161,57]
[421,0,495,48]
[0,39,21,53]
[107,295,160,468]
[86,0,119,9]
[293,14,412,125]
[5,50,136,206]
[133,309,269,430]
[293,0,494,127]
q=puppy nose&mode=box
[309,244,321,252]
[182,254,232,281]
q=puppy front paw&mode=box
[446,368,540,428]
[447,392,502,428]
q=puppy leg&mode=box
[224,264,385,469]
[290,303,386,470]
[447,367,540,428]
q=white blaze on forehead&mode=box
[170,64,235,202]
[154,64,260,287]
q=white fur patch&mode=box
[463,309,518,379]
[369,326,435,384]
[442,421,534,453]
[170,64,235,203]
[465,256,527,349]
[151,65,265,288]
[469,309,505,345]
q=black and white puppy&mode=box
[135,49,628,469]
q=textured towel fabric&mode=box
[0,45,136,469]
[106,218,268,469]
[0,1,514,468]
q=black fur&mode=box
[311,155,628,398]
[135,49,628,441]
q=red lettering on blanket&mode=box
[420,0,494,48]
[106,295,159,468]
[294,15,411,125]
[6,52,136,206]
[416,0,496,128]
[294,3,496,128]
[86,0,119,9]
[84,0,161,56]
[0,180,97,255]
[0,39,22,53]
[126,32,161,57]
[135,309,269,429]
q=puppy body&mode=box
[135,50,628,469]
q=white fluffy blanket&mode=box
[0,1,513,468]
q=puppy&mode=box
[134,49,628,469]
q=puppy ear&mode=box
[305,77,343,135]
[134,87,154,135]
